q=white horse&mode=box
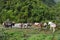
[48,21,56,32]
[12,23,31,28]
[12,23,22,28]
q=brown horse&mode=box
[32,23,43,29]
[32,22,48,30]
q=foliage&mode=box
[0,0,60,23]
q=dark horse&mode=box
[3,21,15,28]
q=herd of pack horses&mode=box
[2,19,57,32]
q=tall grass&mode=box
[0,28,60,40]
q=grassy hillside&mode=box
[0,28,60,40]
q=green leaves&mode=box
[0,0,58,23]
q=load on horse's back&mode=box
[33,22,43,29]
[3,19,14,28]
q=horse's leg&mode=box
[46,25,48,29]
[11,25,12,28]
[4,24,6,28]
[24,25,25,29]
[26,25,27,29]
[26,26,27,29]
[21,25,22,29]
[53,27,55,32]
[50,27,52,30]
[38,25,41,31]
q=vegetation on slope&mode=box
[0,0,60,23]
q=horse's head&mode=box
[48,21,52,25]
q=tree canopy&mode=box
[0,0,60,23]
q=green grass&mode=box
[0,27,60,40]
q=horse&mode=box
[32,22,43,30]
[48,21,56,32]
[12,23,32,29]
[22,23,32,29]
[2,21,15,28]
[3,21,13,28]
[12,23,23,28]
